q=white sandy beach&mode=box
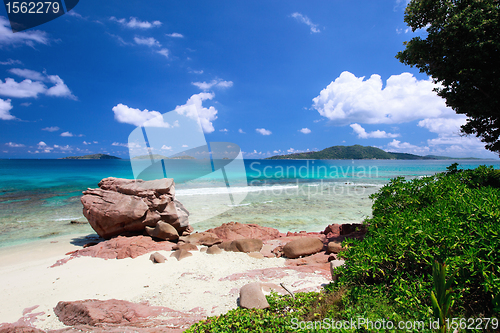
[0,234,330,331]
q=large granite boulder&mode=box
[205,222,283,241]
[283,237,324,259]
[54,299,168,326]
[81,177,191,239]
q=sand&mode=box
[0,233,330,331]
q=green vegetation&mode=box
[61,154,120,160]
[187,165,500,332]
[397,0,500,154]
[266,144,480,160]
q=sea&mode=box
[1,158,499,248]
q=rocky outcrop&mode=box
[283,238,324,259]
[205,222,283,241]
[81,177,191,239]
[145,221,179,241]
[178,232,222,246]
[66,235,175,260]
[54,299,168,326]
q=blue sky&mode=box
[0,0,497,159]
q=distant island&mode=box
[266,145,482,160]
[61,154,121,160]
[132,154,196,160]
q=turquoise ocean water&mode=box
[0,158,499,248]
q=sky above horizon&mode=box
[0,0,497,159]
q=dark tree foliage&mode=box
[396,0,500,154]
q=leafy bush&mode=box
[337,165,500,319]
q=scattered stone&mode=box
[217,241,232,251]
[199,247,207,253]
[205,222,282,241]
[170,249,192,261]
[145,221,179,241]
[172,243,198,251]
[206,245,222,255]
[149,252,166,263]
[329,260,345,281]
[283,238,324,259]
[70,220,88,224]
[247,252,264,259]
[327,241,343,254]
[53,299,168,326]
[239,282,270,310]
[227,239,263,253]
[178,232,222,246]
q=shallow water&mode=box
[0,158,498,247]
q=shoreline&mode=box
[0,224,336,332]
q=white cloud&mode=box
[350,123,399,139]
[299,128,311,134]
[219,128,228,132]
[166,33,184,38]
[5,142,24,147]
[291,12,320,33]
[61,132,73,137]
[387,139,421,150]
[0,16,49,46]
[312,71,453,125]
[112,103,176,128]
[0,78,46,98]
[42,126,59,132]
[112,142,129,147]
[238,129,245,134]
[175,92,218,133]
[0,70,76,99]
[189,69,203,74]
[0,59,23,66]
[157,48,170,58]
[110,17,162,29]
[256,128,272,136]
[8,68,45,81]
[192,79,233,90]
[182,144,189,148]
[161,145,173,150]
[134,37,161,47]
[0,98,15,120]
[83,141,91,145]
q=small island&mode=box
[266,144,481,160]
[61,154,121,160]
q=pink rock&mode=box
[53,299,168,326]
[178,232,222,246]
[283,237,324,259]
[81,178,191,239]
[204,222,283,241]
[67,236,175,260]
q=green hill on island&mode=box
[61,154,121,160]
[266,145,480,160]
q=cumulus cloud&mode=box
[312,71,454,125]
[291,12,320,33]
[61,132,73,137]
[219,128,228,132]
[134,37,161,47]
[299,128,311,134]
[238,129,245,134]
[175,92,218,133]
[110,17,161,29]
[350,123,399,139]
[256,128,272,136]
[0,16,49,46]
[161,145,173,150]
[0,70,76,99]
[42,126,59,132]
[0,98,15,120]
[166,33,184,38]
[192,79,233,91]
[112,103,177,128]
